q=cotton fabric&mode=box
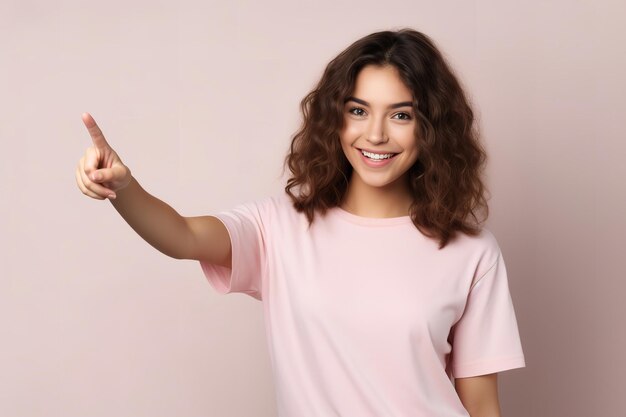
[199,192,526,417]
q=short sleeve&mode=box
[199,200,267,301]
[449,250,526,378]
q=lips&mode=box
[357,147,398,167]
[357,147,399,156]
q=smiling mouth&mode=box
[357,148,399,160]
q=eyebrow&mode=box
[345,96,413,109]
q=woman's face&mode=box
[339,64,419,193]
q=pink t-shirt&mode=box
[200,192,526,416]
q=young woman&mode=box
[76,28,525,417]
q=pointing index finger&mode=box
[81,112,109,149]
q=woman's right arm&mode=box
[109,177,231,267]
[76,113,231,268]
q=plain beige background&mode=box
[1,0,624,416]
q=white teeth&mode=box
[361,150,395,160]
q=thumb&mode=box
[90,164,127,183]
[82,112,111,150]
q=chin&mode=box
[352,171,402,189]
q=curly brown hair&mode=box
[282,28,490,250]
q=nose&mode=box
[366,116,388,145]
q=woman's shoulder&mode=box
[257,190,294,212]
[452,226,503,267]
[236,190,299,221]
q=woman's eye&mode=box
[348,107,365,116]
[394,112,412,120]
[347,107,412,120]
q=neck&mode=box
[340,174,413,218]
